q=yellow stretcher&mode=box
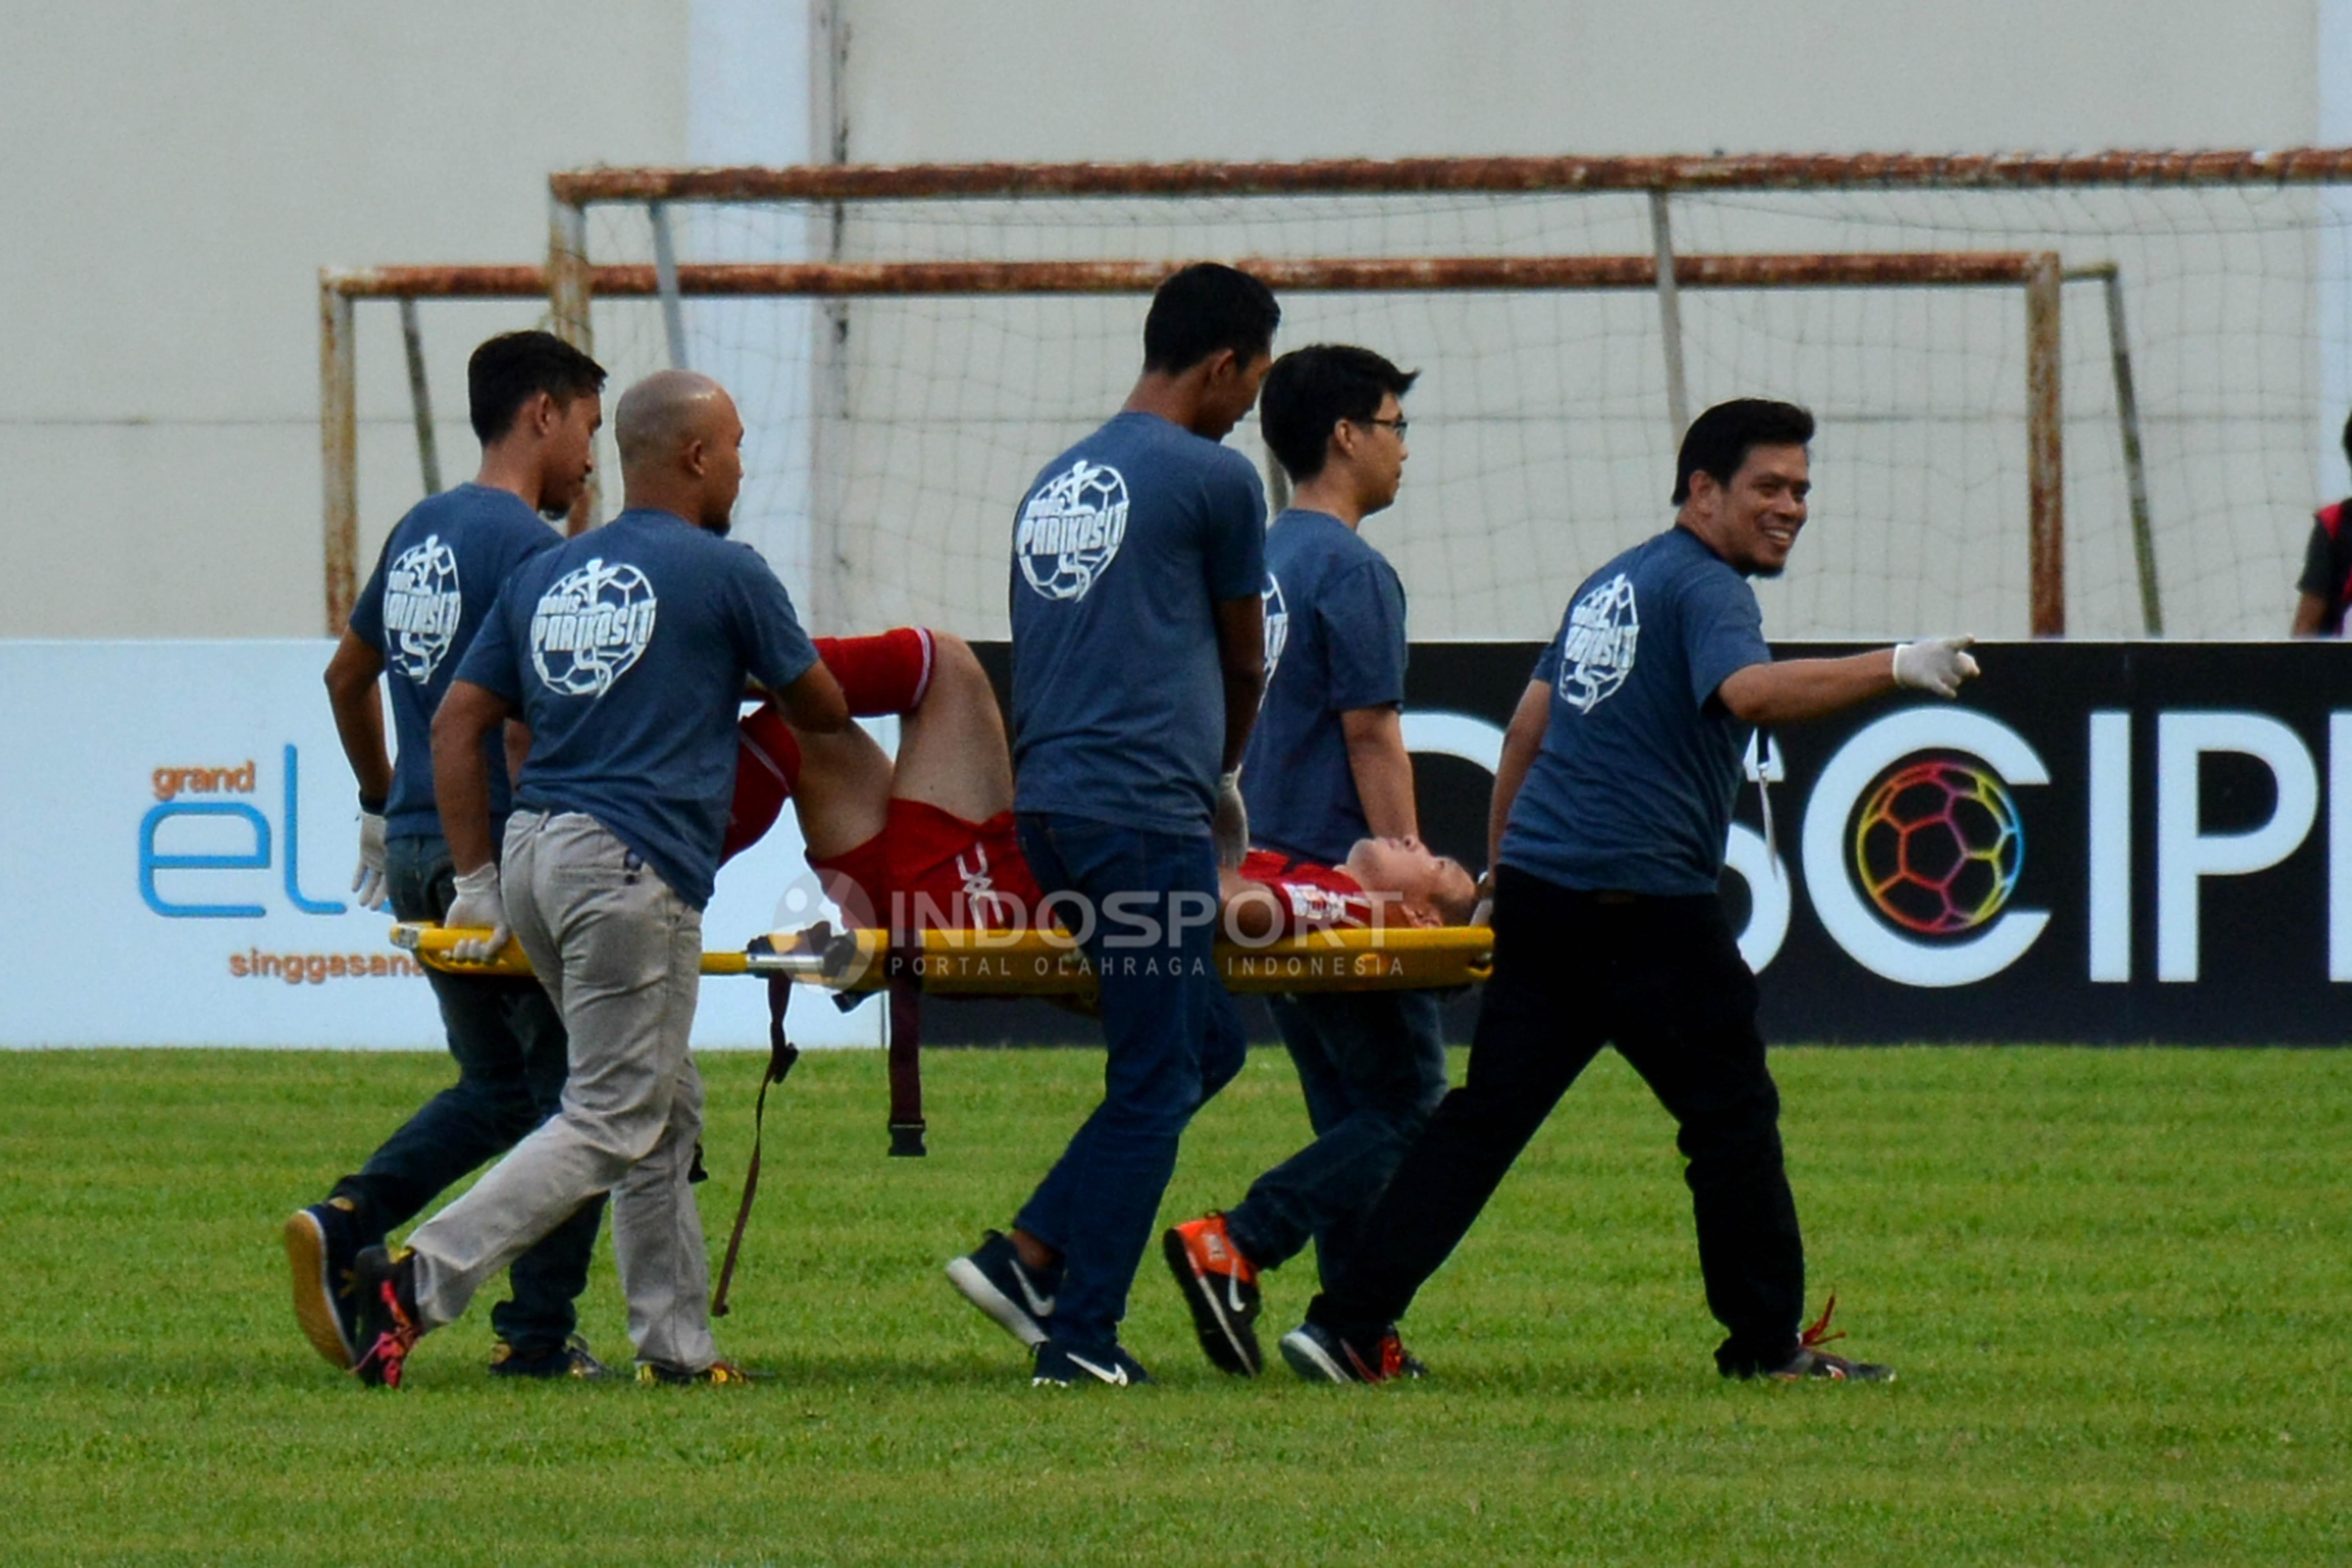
[388,920,1493,1167]
[389,918,1493,1312]
[391,921,1494,997]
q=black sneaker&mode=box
[635,1357,765,1386]
[946,1230,1059,1349]
[1032,1340,1153,1388]
[349,1245,421,1389]
[1767,1345,1896,1382]
[283,1198,364,1370]
[489,1334,610,1381]
[1162,1214,1263,1376]
[1739,1294,1896,1383]
[1384,1324,1430,1379]
[1277,1319,1412,1385]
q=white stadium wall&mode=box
[0,3,692,641]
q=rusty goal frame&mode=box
[317,149,2352,639]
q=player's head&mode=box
[1343,836,1478,927]
[1259,344,1419,512]
[468,331,607,515]
[1673,398,1815,579]
[2339,405,2352,474]
[614,370,745,534]
[1142,263,1281,440]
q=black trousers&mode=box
[1308,865,1807,1374]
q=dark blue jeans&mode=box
[1012,813,1248,1350]
[1223,989,1448,1290]
[331,831,607,1356]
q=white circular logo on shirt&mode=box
[1557,572,1640,713]
[1262,572,1290,684]
[1016,459,1129,602]
[381,534,461,683]
[530,557,658,697]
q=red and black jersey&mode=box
[2298,501,2352,635]
[1236,848,1379,935]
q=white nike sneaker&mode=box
[1033,1339,1154,1388]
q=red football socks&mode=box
[812,627,935,717]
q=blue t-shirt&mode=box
[455,508,820,909]
[347,484,559,840]
[1009,411,1268,834]
[1500,526,1771,896]
[1242,508,1410,866]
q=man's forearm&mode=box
[1220,664,1264,775]
[1719,650,1898,727]
[433,746,498,873]
[430,683,512,874]
[1486,682,1552,873]
[1343,708,1418,840]
[323,632,392,804]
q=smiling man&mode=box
[1279,398,1980,1387]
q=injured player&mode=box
[720,626,1479,945]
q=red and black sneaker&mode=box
[1161,1213,1263,1376]
[349,1245,422,1389]
[1277,1319,1417,1385]
[1764,1295,1895,1383]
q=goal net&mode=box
[323,154,2352,642]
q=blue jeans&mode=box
[1224,989,1449,1290]
[331,831,607,1356]
[1012,813,1248,1350]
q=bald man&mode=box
[347,370,850,1388]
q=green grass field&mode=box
[2,1044,2345,1566]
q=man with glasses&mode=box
[1157,344,1451,1378]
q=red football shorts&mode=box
[809,798,1047,933]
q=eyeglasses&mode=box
[1355,416,1409,438]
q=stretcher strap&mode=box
[710,973,800,1318]
[886,964,926,1156]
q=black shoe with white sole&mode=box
[1278,1319,1413,1385]
[946,1230,1060,1349]
[283,1197,365,1371]
[1032,1339,1153,1388]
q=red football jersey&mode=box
[1237,849,1379,935]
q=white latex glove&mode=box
[1893,635,1981,699]
[1211,769,1250,870]
[351,810,389,912]
[443,863,512,962]
[1469,871,1495,931]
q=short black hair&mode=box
[468,330,608,444]
[1142,263,1280,376]
[1258,344,1420,481]
[1672,398,1816,505]
[2340,406,2352,470]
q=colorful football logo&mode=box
[1851,757,2025,935]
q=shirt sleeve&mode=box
[1321,559,1409,712]
[1682,567,1772,710]
[1531,604,1572,687]
[727,547,821,693]
[452,587,525,704]
[1202,455,1269,602]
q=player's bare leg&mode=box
[888,632,1013,823]
[786,721,893,862]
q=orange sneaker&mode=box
[1161,1213,1262,1376]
